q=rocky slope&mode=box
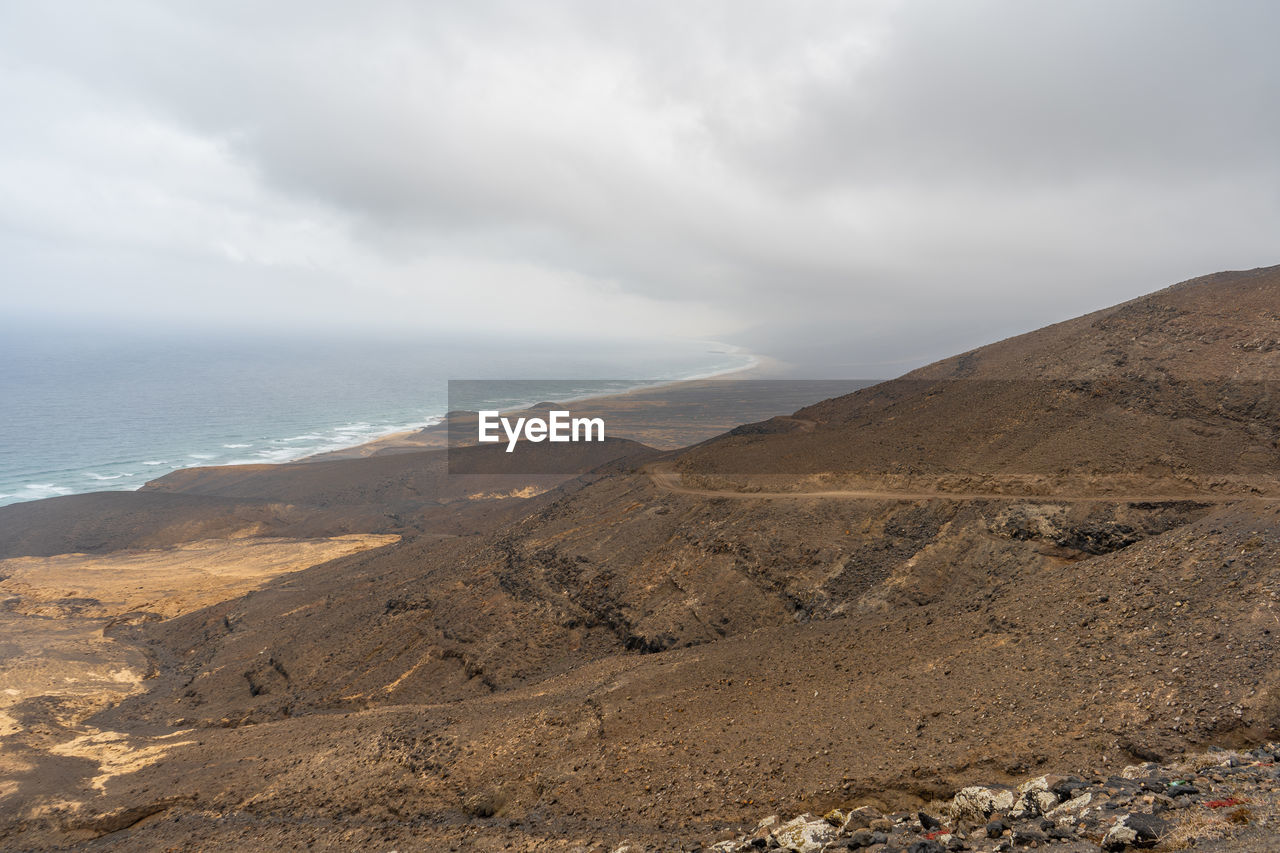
[4,265,1280,851]
[681,265,1280,488]
[704,744,1280,852]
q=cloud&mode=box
[0,1,1277,369]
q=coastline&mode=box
[306,351,786,461]
[0,343,769,507]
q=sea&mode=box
[0,327,755,507]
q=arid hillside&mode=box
[4,266,1280,851]
[681,265,1280,490]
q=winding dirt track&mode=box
[646,463,1256,503]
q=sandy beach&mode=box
[309,356,870,460]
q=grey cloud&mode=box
[747,1,1280,190]
[0,1,1277,369]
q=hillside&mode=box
[4,265,1280,851]
[679,266,1280,490]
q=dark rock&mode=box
[1049,776,1088,800]
[1011,827,1047,846]
[843,806,882,831]
[1102,811,1168,850]
[1125,812,1167,846]
[907,840,946,853]
[844,829,876,849]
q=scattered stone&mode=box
[842,806,880,831]
[842,828,878,849]
[907,840,947,853]
[1045,791,1093,822]
[951,785,1017,823]
[1101,811,1167,850]
[770,814,837,852]
[699,744,1280,852]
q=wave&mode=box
[0,338,756,508]
[21,483,73,496]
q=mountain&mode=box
[4,265,1280,851]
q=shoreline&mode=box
[305,352,794,460]
[0,345,771,507]
[305,353,872,459]
[287,348,781,461]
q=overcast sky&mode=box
[1,1,1277,373]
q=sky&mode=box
[1,1,1277,374]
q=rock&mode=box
[461,789,503,818]
[1017,774,1054,794]
[1049,776,1088,800]
[1044,791,1093,821]
[1032,789,1058,814]
[906,840,946,853]
[1124,813,1167,847]
[950,785,1017,823]
[769,814,837,853]
[1012,827,1048,845]
[1015,775,1064,814]
[1120,763,1159,780]
[985,816,1009,839]
[1007,788,1055,820]
[745,815,780,846]
[823,808,847,827]
[1102,818,1139,850]
[843,829,877,849]
[842,806,881,831]
[1102,812,1167,850]
[755,815,782,832]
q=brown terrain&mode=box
[3,265,1280,851]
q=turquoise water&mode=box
[0,327,754,506]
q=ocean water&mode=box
[0,328,754,507]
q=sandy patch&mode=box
[49,728,196,791]
[0,533,399,816]
[0,533,399,620]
